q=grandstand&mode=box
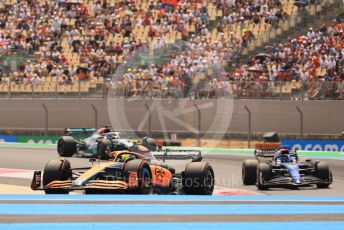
[0,0,342,100]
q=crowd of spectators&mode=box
[0,0,213,88]
[229,18,344,99]
[111,31,241,98]
[0,0,342,99]
[111,16,344,100]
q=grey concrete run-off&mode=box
[0,98,343,136]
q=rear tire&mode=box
[257,163,272,190]
[183,162,215,195]
[123,159,152,194]
[242,159,258,185]
[315,162,331,189]
[97,139,112,160]
[43,159,71,194]
[57,136,76,157]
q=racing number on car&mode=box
[155,168,165,184]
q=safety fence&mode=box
[0,80,343,100]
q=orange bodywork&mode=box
[149,165,173,187]
[110,150,173,188]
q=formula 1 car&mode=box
[242,143,333,190]
[57,126,180,159]
[31,148,215,195]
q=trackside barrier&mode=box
[281,140,344,152]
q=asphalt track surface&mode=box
[0,147,344,226]
[0,147,344,195]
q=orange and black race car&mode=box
[31,149,214,195]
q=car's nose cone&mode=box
[294,178,301,184]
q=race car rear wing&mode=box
[64,128,97,136]
[254,149,276,158]
[255,142,280,150]
[254,142,280,159]
[155,140,181,149]
[153,149,202,162]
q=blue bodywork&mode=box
[257,148,332,188]
[273,151,302,184]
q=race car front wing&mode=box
[260,175,331,187]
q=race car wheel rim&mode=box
[141,167,152,194]
[204,169,214,195]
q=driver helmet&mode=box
[274,149,290,163]
[98,127,111,134]
[105,132,113,140]
[280,155,290,163]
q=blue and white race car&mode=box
[242,143,333,190]
[57,127,180,159]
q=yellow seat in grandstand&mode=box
[11,84,19,93]
[281,83,292,94]
[216,10,223,17]
[90,80,97,89]
[2,84,8,93]
[25,84,32,92]
[71,85,79,93]
[81,85,89,93]
[18,85,25,93]
[33,85,43,93]
[43,85,52,93]
[273,86,281,95]
[57,85,66,93]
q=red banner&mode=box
[162,0,178,8]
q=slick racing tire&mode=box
[242,159,258,185]
[257,163,272,190]
[183,162,215,195]
[97,139,112,160]
[315,162,331,189]
[57,136,76,157]
[43,159,72,194]
[123,159,152,194]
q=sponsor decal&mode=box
[16,136,84,144]
[128,172,138,187]
[0,136,17,143]
[281,140,344,152]
[16,136,58,144]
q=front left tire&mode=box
[43,159,72,194]
[123,159,152,194]
[256,163,272,190]
[242,159,258,185]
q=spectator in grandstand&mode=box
[31,74,41,86]
[228,17,344,99]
